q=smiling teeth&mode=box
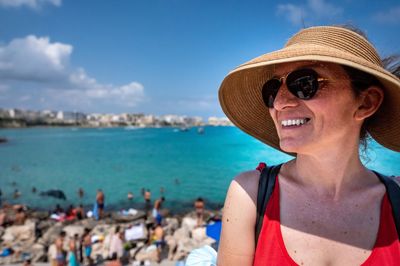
[281,119,308,127]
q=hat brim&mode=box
[219,44,400,154]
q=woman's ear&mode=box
[354,86,384,121]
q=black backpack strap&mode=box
[373,171,400,239]
[255,164,282,246]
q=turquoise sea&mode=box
[0,126,399,213]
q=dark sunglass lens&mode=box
[262,79,281,108]
[286,69,319,99]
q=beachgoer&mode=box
[73,234,81,263]
[66,204,75,217]
[144,189,152,214]
[13,189,21,199]
[217,25,400,265]
[31,187,37,193]
[68,237,80,266]
[144,189,151,203]
[151,223,165,263]
[109,226,124,259]
[81,228,92,265]
[160,186,165,196]
[55,231,67,266]
[74,204,84,220]
[0,211,6,227]
[152,197,165,224]
[96,189,105,219]
[48,242,57,266]
[194,197,205,226]
[54,204,64,215]
[127,191,133,201]
[78,188,84,199]
[14,206,26,225]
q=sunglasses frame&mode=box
[262,68,329,108]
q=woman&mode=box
[217,26,400,265]
[67,237,80,266]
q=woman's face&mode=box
[268,61,363,154]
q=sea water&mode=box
[0,126,399,213]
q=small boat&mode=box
[197,127,205,134]
[125,126,138,130]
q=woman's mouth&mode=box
[281,118,311,127]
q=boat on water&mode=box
[124,125,139,130]
[197,127,205,134]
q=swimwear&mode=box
[253,175,400,265]
[154,240,165,248]
[84,246,92,257]
[56,252,66,266]
[68,252,79,266]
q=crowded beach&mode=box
[0,186,222,266]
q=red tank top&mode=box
[253,175,400,265]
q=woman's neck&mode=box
[286,145,373,200]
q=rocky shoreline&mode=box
[0,205,221,265]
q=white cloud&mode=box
[277,4,306,26]
[0,35,145,111]
[373,6,400,24]
[0,0,61,9]
[68,68,145,107]
[307,0,342,17]
[0,35,72,81]
[19,95,31,102]
[276,0,343,25]
[69,68,99,89]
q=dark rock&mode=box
[39,189,67,200]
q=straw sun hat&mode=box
[218,26,400,153]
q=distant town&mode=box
[0,108,233,128]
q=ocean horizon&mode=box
[1,126,399,213]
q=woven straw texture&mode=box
[219,26,400,153]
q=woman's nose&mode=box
[272,83,300,110]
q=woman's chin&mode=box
[279,140,307,154]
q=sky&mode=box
[0,0,399,118]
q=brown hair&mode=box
[338,24,400,151]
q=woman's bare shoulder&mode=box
[231,170,261,205]
[217,170,261,266]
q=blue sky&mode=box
[0,0,399,118]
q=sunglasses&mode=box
[262,68,328,108]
